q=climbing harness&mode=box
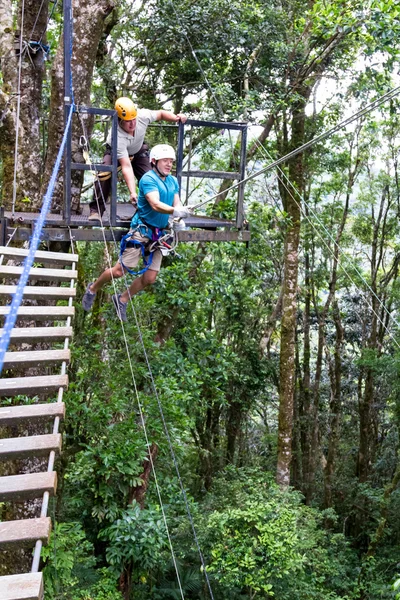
[119,221,179,276]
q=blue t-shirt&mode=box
[131,170,179,232]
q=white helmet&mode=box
[150,144,176,162]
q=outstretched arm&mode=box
[155,110,187,124]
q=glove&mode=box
[172,219,186,231]
[172,206,191,219]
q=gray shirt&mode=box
[107,108,158,159]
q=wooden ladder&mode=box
[0,245,78,600]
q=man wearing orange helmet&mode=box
[88,97,187,220]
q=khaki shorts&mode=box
[119,232,162,272]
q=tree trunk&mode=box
[324,300,344,510]
[0,0,49,209]
[276,90,307,488]
[42,0,115,212]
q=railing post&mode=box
[110,111,118,226]
[236,124,248,229]
[176,120,185,192]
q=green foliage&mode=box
[100,502,168,578]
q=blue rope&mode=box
[0,103,74,374]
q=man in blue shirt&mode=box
[82,144,191,321]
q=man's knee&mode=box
[112,262,125,278]
[143,269,158,286]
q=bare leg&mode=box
[120,269,158,303]
[90,261,124,293]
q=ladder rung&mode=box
[0,326,73,343]
[0,402,65,424]
[0,572,43,600]
[3,349,70,368]
[0,517,51,549]
[0,433,62,460]
[0,266,77,282]
[0,305,75,320]
[0,245,78,265]
[0,374,68,396]
[0,285,76,298]
[0,472,57,502]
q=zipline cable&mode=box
[79,112,216,599]
[191,84,400,211]
[253,136,400,351]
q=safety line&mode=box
[191,84,400,211]
[0,103,74,373]
[78,115,186,599]
[11,0,26,217]
[253,137,400,350]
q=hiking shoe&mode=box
[88,211,101,221]
[82,283,96,311]
[112,293,127,322]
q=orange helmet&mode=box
[115,97,137,120]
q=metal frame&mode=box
[176,119,248,228]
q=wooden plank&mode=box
[0,285,76,298]
[0,266,77,282]
[0,245,78,264]
[0,402,65,425]
[0,572,43,600]
[0,433,62,459]
[0,517,51,549]
[2,349,70,368]
[0,374,68,396]
[11,227,251,243]
[0,306,75,320]
[0,472,57,501]
[0,326,73,343]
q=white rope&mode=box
[11,0,26,216]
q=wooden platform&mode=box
[0,244,77,597]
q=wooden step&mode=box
[0,374,68,396]
[0,265,77,282]
[0,402,65,425]
[0,433,62,460]
[0,285,76,298]
[0,517,51,549]
[3,349,70,368]
[0,326,73,343]
[0,305,75,320]
[0,472,57,501]
[0,572,43,600]
[0,245,78,265]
